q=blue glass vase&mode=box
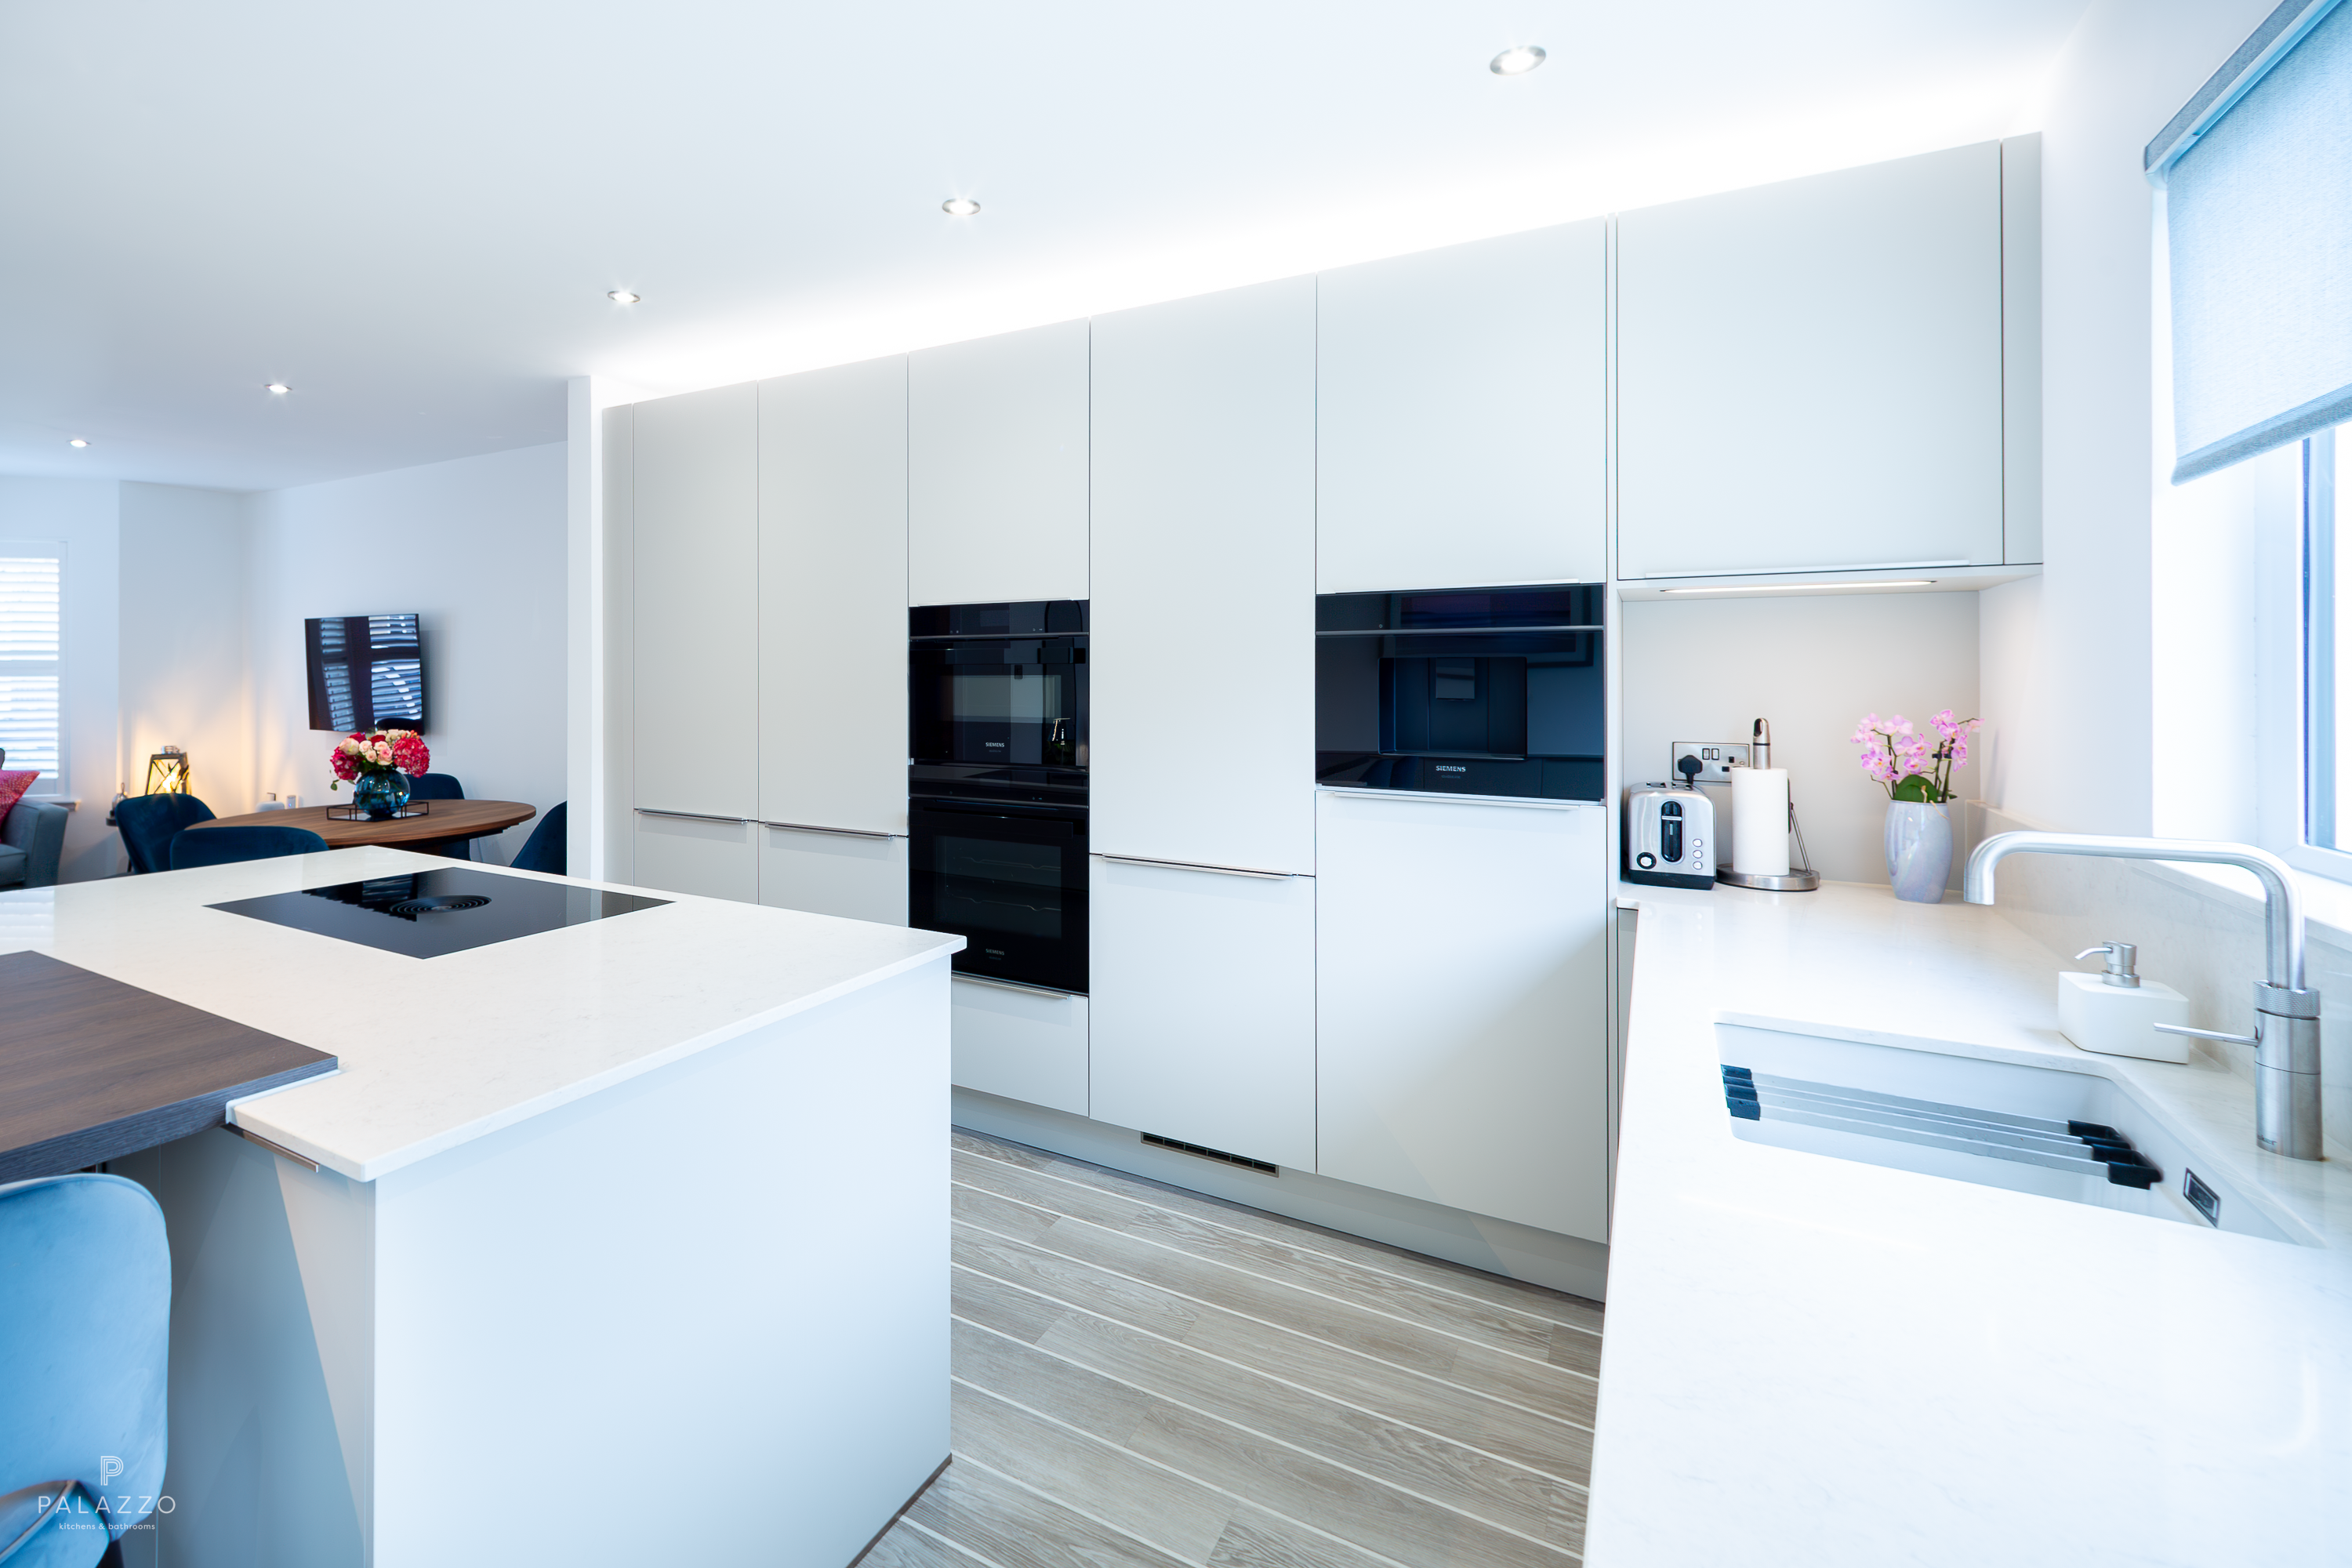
[353,770,411,821]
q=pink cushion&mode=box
[0,770,38,820]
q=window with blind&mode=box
[0,545,64,790]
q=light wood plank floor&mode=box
[866,1129,1604,1568]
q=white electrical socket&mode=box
[1668,742,1751,786]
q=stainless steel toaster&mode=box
[1623,787,1715,888]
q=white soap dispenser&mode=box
[2057,942,2190,1063]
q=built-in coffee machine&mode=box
[907,601,1089,995]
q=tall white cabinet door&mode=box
[1318,223,1607,593]
[1617,141,2005,579]
[1316,792,1610,1240]
[1089,857,1316,1171]
[909,320,1091,605]
[632,383,759,821]
[760,825,907,924]
[1091,277,1317,875]
[757,358,909,837]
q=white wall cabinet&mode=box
[1617,140,2006,579]
[760,825,907,924]
[1091,277,1317,875]
[631,383,759,821]
[1089,855,1316,1171]
[758,358,909,840]
[633,811,760,903]
[1315,791,1610,1240]
[952,978,1088,1117]
[909,321,1091,605]
[1318,223,1608,593]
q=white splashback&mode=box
[1620,590,1980,886]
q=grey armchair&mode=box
[0,799,68,889]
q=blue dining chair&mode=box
[0,1174,169,1568]
[114,794,216,875]
[506,801,566,876]
[405,773,474,858]
[168,824,328,870]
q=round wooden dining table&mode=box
[190,799,538,851]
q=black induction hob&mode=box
[209,867,670,959]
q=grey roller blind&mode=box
[2151,0,2352,482]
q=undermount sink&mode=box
[1716,1022,2314,1246]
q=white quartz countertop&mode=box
[0,848,962,1181]
[1585,880,2352,1566]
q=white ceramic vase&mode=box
[1884,800,1953,903]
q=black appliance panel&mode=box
[1316,586,1604,802]
[909,637,1087,768]
[909,601,1088,638]
[908,797,1088,993]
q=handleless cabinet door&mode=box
[909,320,1091,605]
[757,358,909,838]
[632,383,759,822]
[1617,140,2005,579]
[1090,857,1316,1171]
[1091,277,1317,875]
[1319,222,1607,593]
[1316,791,1610,1240]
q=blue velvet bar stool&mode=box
[113,794,215,875]
[0,1174,169,1567]
[506,801,566,876]
[168,824,328,870]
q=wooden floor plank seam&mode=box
[949,1211,1599,1435]
[946,1133,1609,1345]
[954,1141,1605,1343]
[953,1315,1584,1562]
[941,1449,1237,1568]
[948,1376,1456,1568]
[951,1192,1599,1403]
[951,1259,1595,1490]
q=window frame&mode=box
[0,539,66,799]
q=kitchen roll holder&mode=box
[1717,719,1820,891]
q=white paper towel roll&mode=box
[1730,767,1791,876]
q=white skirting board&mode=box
[953,1087,1610,1301]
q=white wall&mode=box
[119,481,255,829]
[1621,593,1981,886]
[1981,0,2282,837]
[246,443,567,863]
[0,476,120,880]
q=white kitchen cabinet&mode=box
[760,825,907,925]
[1617,141,2005,579]
[632,383,759,823]
[1318,222,1607,593]
[1091,277,1317,875]
[1315,790,1610,1240]
[632,811,759,903]
[757,357,909,837]
[909,320,1091,605]
[952,978,1088,1117]
[1089,855,1316,1171]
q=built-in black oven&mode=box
[1316,584,1605,801]
[909,601,1089,993]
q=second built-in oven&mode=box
[909,600,1090,994]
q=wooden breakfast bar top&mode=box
[190,798,537,849]
[0,949,338,1182]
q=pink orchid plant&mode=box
[1850,710,1980,804]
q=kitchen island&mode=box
[0,847,960,1568]
[1588,880,2352,1565]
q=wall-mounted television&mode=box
[305,613,426,733]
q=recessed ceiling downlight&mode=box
[608,290,641,304]
[265,383,290,394]
[1490,44,1547,75]
[941,198,981,217]
[67,438,89,448]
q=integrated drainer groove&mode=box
[1720,1065,2162,1189]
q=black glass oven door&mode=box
[909,640,1087,768]
[909,799,1088,993]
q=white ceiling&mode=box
[0,0,2092,493]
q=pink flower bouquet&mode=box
[329,728,430,789]
[1850,710,1978,803]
